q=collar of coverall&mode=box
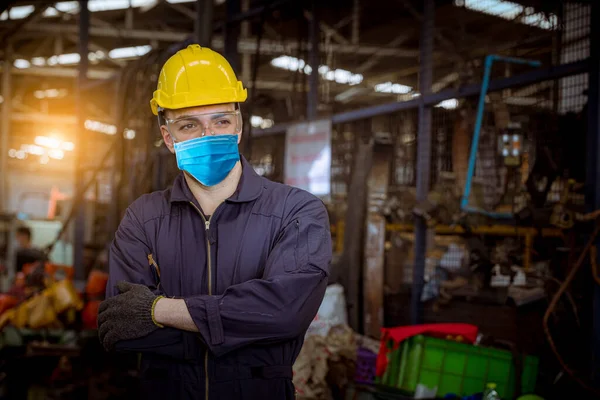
[169,154,265,204]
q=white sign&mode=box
[284,119,331,196]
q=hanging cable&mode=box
[543,222,600,396]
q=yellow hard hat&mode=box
[150,44,247,115]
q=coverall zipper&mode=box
[189,202,212,400]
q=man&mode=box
[97,44,332,400]
[15,226,45,273]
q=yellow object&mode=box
[0,280,84,332]
[13,301,29,328]
[151,295,165,328]
[0,309,15,330]
[27,293,57,329]
[50,279,84,313]
[150,45,247,115]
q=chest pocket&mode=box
[284,218,331,273]
[283,219,309,273]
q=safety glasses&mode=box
[164,110,242,142]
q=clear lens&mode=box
[167,111,241,141]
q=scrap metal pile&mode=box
[0,262,107,332]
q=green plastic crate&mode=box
[377,335,538,399]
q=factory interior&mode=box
[0,0,599,399]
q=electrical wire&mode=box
[590,245,600,287]
[543,221,600,396]
[548,277,580,328]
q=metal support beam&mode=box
[241,0,250,83]
[107,71,127,253]
[335,32,415,102]
[411,0,434,325]
[195,0,214,47]
[339,131,373,332]
[398,0,463,63]
[125,6,133,29]
[30,35,54,55]
[307,0,319,120]
[356,32,414,73]
[66,35,127,68]
[351,0,360,46]
[431,71,459,93]
[54,35,63,56]
[333,14,353,31]
[216,0,289,26]
[224,0,241,75]
[10,112,76,124]
[74,0,89,281]
[363,137,393,338]
[256,59,590,136]
[0,44,11,211]
[168,2,195,19]
[0,64,317,92]
[304,10,349,45]
[0,1,53,43]
[588,0,600,387]
[19,23,417,57]
[0,65,114,79]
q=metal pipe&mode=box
[254,59,590,136]
[195,0,214,47]
[307,0,319,120]
[411,0,434,326]
[0,43,11,211]
[73,0,89,281]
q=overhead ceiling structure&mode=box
[0,0,561,171]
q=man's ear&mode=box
[160,126,175,154]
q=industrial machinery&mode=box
[461,55,541,219]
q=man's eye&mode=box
[180,123,196,131]
[215,119,231,126]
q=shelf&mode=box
[386,223,564,238]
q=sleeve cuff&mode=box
[205,297,224,345]
[184,296,224,346]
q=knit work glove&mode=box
[97,281,164,351]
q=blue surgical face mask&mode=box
[173,134,240,186]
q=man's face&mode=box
[159,103,242,154]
